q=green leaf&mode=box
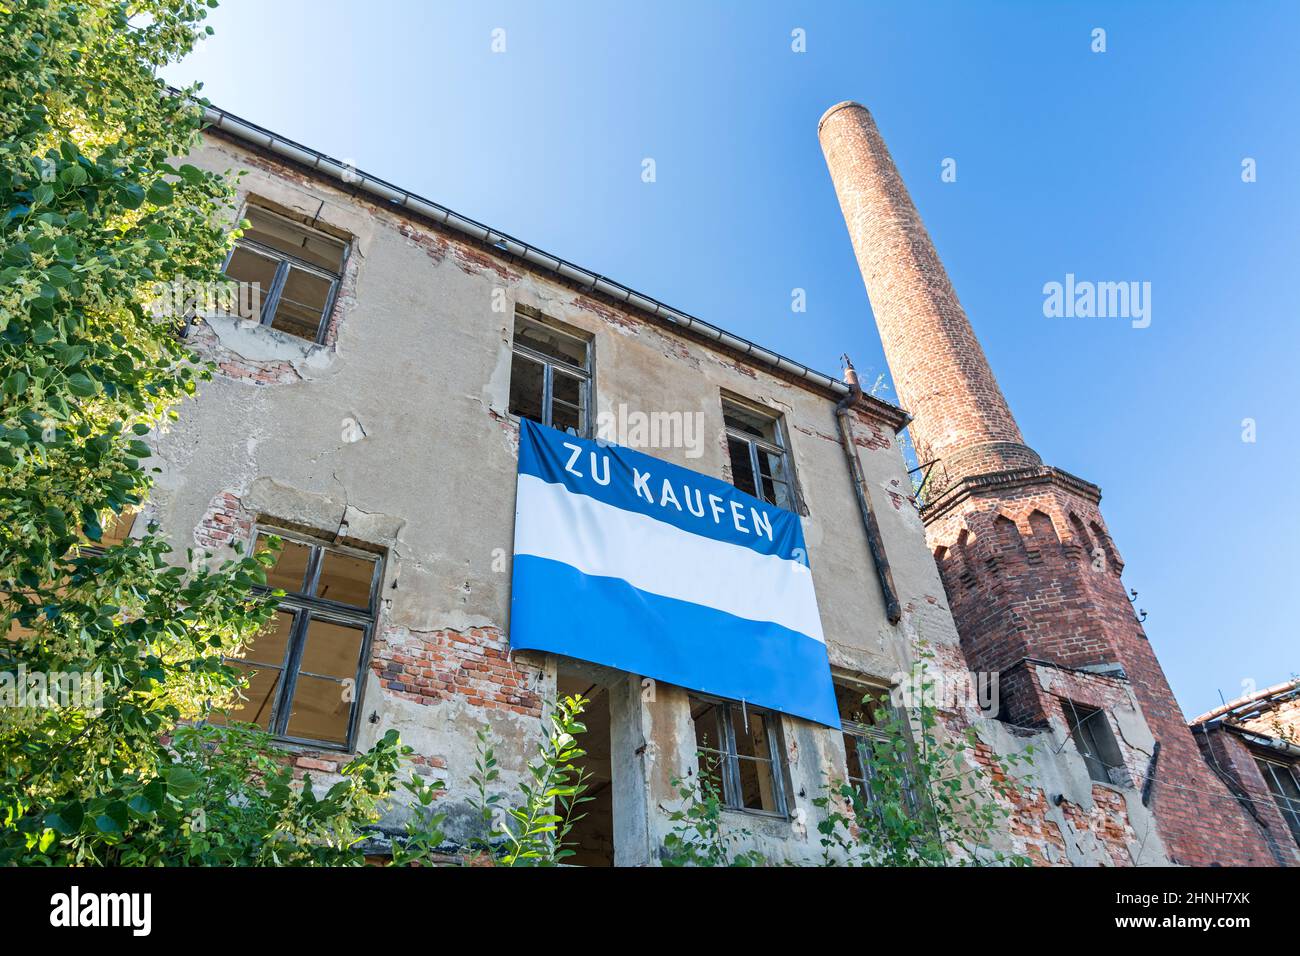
[67,372,97,397]
[165,766,201,798]
[119,182,146,209]
[146,180,174,205]
[44,804,84,835]
[95,802,129,834]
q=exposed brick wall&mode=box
[194,490,254,552]
[372,624,542,719]
[930,485,1124,688]
[965,731,1142,866]
[186,320,301,386]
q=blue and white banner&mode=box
[510,418,839,728]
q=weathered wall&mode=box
[146,129,1174,865]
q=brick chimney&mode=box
[819,101,1290,866]
[817,101,1039,494]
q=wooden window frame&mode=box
[234,527,382,752]
[509,313,593,437]
[221,206,348,345]
[721,397,800,513]
[689,693,789,818]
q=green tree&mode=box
[0,0,436,866]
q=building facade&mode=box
[133,101,1294,865]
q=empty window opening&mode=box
[1256,758,1300,847]
[212,529,380,749]
[508,313,592,436]
[722,399,796,511]
[222,204,348,343]
[689,694,787,816]
[556,667,613,866]
[1062,700,1127,785]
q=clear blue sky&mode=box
[164,0,1299,719]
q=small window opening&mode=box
[722,399,796,511]
[222,205,348,343]
[508,313,592,437]
[835,680,920,817]
[1062,700,1127,785]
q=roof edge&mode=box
[195,98,910,429]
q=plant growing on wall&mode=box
[661,751,771,867]
[465,723,504,858]
[815,651,1032,867]
[660,652,1032,867]
[497,694,593,866]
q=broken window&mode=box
[1062,700,1127,785]
[689,694,787,815]
[1256,758,1300,847]
[508,313,591,436]
[835,681,920,817]
[221,204,348,343]
[722,399,796,511]
[212,529,381,749]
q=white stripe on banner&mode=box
[514,473,824,642]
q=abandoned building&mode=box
[132,98,1299,866]
[1190,681,1300,863]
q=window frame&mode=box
[509,313,594,437]
[1255,757,1300,847]
[221,206,348,345]
[721,397,799,513]
[688,693,789,818]
[232,527,383,752]
[837,681,922,818]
